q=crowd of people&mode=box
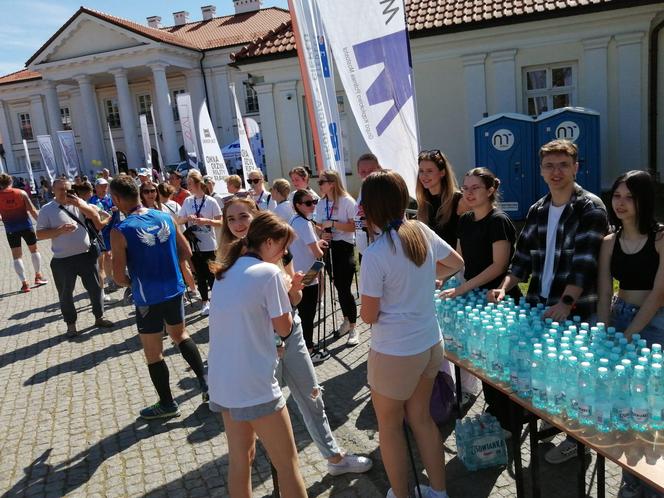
[0,138,662,498]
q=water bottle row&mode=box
[435,287,664,432]
[454,414,508,471]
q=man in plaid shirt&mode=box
[488,139,609,464]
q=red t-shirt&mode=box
[0,188,32,232]
[174,188,190,206]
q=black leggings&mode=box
[325,240,357,324]
[191,251,215,302]
[297,284,319,350]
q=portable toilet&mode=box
[535,107,601,197]
[474,113,536,220]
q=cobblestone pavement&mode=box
[0,230,626,497]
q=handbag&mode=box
[59,205,104,258]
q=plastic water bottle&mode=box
[516,341,532,398]
[577,361,595,426]
[566,356,580,420]
[593,367,613,432]
[456,310,467,358]
[531,349,547,409]
[631,365,650,432]
[545,352,562,414]
[612,365,631,431]
[648,363,664,430]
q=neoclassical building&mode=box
[1,0,664,196]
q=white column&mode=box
[29,95,48,137]
[0,101,17,172]
[185,69,206,119]
[110,68,142,168]
[616,32,645,176]
[275,81,304,174]
[255,83,281,178]
[74,74,106,168]
[149,62,180,165]
[462,53,487,165]
[210,67,234,145]
[491,49,518,113]
[581,37,610,186]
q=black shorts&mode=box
[6,229,37,249]
[135,294,185,334]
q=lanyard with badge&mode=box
[192,196,209,232]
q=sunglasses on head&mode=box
[142,189,157,194]
[418,149,443,160]
[247,178,262,185]
[300,199,318,207]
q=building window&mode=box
[524,64,576,116]
[60,107,72,130]
[137,94,153,124]
[105,99,121,128]
[18,113,33,140]
[245,84,259,114]
[172,89,186,121]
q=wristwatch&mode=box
[561,294,575,307]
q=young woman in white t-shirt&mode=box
[209,212,306,498]
[315,170,359,346]
[288,166,319,203]
[219,196,373,478]
[177,170,222,315]
[270,178,294,221]
[248,169,276,211]
[359,170,463,498]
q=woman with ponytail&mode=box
[208,211,307,498]
[359,170,463,498]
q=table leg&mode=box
[509,400,525,498]
[454,365,463,417]
[528,416,541,498]
[576,439,586,497]
[597,454,605,498]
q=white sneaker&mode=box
[327,454,372,476]
[201,302,210,316]
[346,328,359,347]
[335,319,351,338]
[103,293,112,303]
[310,350,330,364]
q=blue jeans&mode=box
[611,296,664,498]
[276,314,341,459]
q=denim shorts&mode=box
[611,296,664,347]
[209,396,286,422]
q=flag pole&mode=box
[288,0,326,175]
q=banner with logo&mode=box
[230,83,259,190]
[289,0,346,186]
[107,123,120,176]
[198,100,229,194]
[36,135,57,183]
[56,130,81,180]
[316,0,419,195]
[244,118,266,174]
[149,105,166,181]
[139,114,153,170]
[176,93,201,170]
[21,140,36,193]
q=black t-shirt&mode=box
[425,191,462,248]
[457,209,517,291]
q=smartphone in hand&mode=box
[301,260,325,286]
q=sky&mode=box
[0,0,289,76]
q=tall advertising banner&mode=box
[56,130,81,180]
[289,0,346,186]
[21,140,36,193]
[230,83,259,189]
[198,100,229,194]
[244,118,266,173]
[36,135,57,183]
[139,114,153,170]
[107,123,120,176]
[316,0,420,196]
[149,105,165,180]
[176,93,201,170]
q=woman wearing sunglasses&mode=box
[291,189,329,363]
[140,182,162,211]
[218,195,373,478]
[248,170,276,211]
[315,170,359,346]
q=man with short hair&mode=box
[109,176,208,419]
[0,173,47,292]
[168,171,190,206]
[489,139,609,463]
[36,179,114,336]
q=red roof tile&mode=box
[0,69,41,86]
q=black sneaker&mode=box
[139,401,180,420]
[310,350,331,364]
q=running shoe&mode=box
[103,293,112,303]
[334,319,351,338]
[201,302,210,316]
[544,439,590,464]
[327,454,372,476]
[310,350,331,364]
[34,275,48,286]
[346,328,359,347]
[20,281,30,293]
[65,323,78,338]
[139,401,180,420]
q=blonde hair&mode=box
[319,169,348,201]
[416,150,459,227]
[226,175,242,189]
[271,178,291,198]
[187,169,204,185]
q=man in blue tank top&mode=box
[109,176,208,420]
